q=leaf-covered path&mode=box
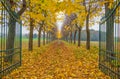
[3,41,110,79]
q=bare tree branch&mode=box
[17,0,27,16]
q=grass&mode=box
[67,41,99,48]
[22,38,38,49]
[63,41,99,59]
[22,38,46,49]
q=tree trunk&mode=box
[48,33,49,43]
[38,27,42,47]
[70,31,72,43]
[78,27,81,47]
[48,33,50,43]
[65,37,67,41]
[28,18,34,51]
[86,14,90,50]
[43,28,45,45]
[46,32,48,44]
[69,32,71,43]
[74,30,77,44]
[5,16,16,62]
[66,36,68,42]
[50,34,53,41]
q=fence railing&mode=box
[99,1,120,79]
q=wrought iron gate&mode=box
[0,1,22,78]
[99,1,120,79]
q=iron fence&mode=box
[0,0,22,78]
[99,1,120,79]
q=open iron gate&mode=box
[99,1,120,79]
[0,0,22,78]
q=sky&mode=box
[56,11,65,32]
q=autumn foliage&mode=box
[3,41,110,79]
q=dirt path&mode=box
[3,41,110,79]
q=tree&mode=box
[37,21,44,47]
[61,0,88,47]
[72,23,78,44]
[83,0,100,50]
[75,12,86,47]
[28,0,35,51]
[25,0,57,49]
[28,17,34,51]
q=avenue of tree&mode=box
[1,0,117,52]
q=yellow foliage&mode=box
[57,31,62,39]
[3,41,110,79]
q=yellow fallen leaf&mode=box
[70,73,76,77]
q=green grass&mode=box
[68,41,99,48]
[22,37,38,41]
[64,41,99,59]
[22,38,38,49]
[22,37,49,49]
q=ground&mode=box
[3,41,110,79]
